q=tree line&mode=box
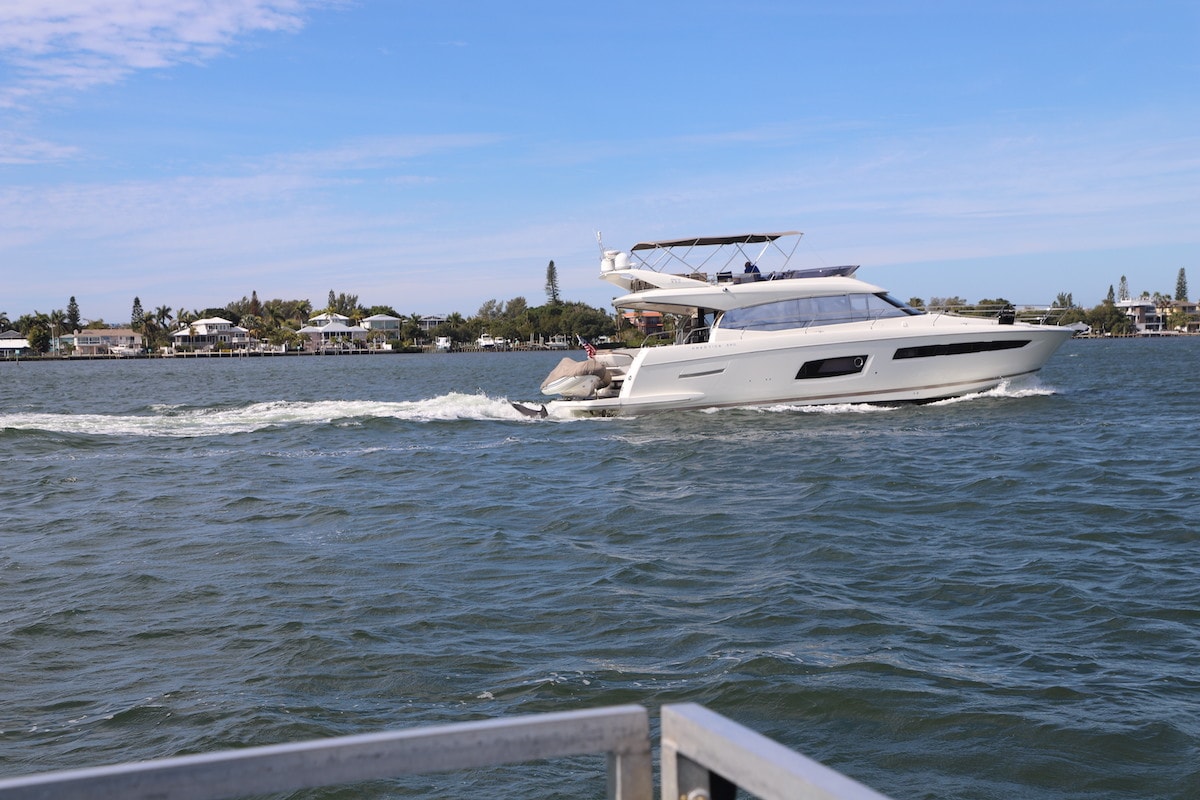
[905,267,1192,336]
[2,264,617,355]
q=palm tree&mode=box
[263,300,285,330]
[407,313,425,346]
[291,300,312,328]
[0,311,10,331]
[155,305,173,329]
[241,314,264,350]
[46,309,67,353]
[18,311,51,352]
[139,316,160,352]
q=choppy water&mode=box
[2,340,1198,799]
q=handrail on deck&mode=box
[0,705,652,800]
[0,703,894,800]
[661,704,892,800]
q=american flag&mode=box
[578,335,597,358]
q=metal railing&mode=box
[0,704,893,800]
[662,704,892,800]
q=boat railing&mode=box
[639,326,711,347]
[926,303,1076,325]
[0,703,893,800]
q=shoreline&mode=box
[1,347,563,362]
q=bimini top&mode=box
[630,231,802,251]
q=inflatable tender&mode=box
[540,357,612,399]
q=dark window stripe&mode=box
[893,339,1030,359]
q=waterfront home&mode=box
[66,328,144,355]
[621,310,664,336]
[170,317,250,351]
[0,330,32,356]
[1115,299,1161,334]
[307,312,351,327]
[420,314,446,332]
[361,314,401,337]
[1168,299,1200,333]
[296,320,368,351]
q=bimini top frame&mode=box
[626,231,804,276]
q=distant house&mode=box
[0,329,32,356]
[420,315,446,332]
[66,328,144,355]
[622,310,663,335]
[1115,299,1161,334]
[170,317,250,351]
[307,312,351,327]
[296,320,368,351]
[1167,299,1200,333]
[361,314,401,336]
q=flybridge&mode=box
[599,230,857,288]
[613,230,805,277]
[629,231,802,250]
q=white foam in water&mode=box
[0,392,536,437]
[1,382,1059,435]
[927,379,1057,406]
[753,402,897,415]
[699,378,1056,415]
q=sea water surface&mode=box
[1,339,1198,799]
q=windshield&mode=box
[717,293,921,332]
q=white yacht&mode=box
[527,232,1074,417]
[476,333,497,349]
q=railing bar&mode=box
[0,705,650,800]
[607,748,654,800]
[661,704,893,800]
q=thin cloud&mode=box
[0,131,81,164]
[261,134,506,174]
[0,0,319,106]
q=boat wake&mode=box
[0,393,544,437]
[927,379,1057,406]
[702,379,1056,415]
[1,382,1058,437]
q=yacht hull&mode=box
[547,322,1072,417]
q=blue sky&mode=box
[1,0,1197,324]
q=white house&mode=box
[0,329,31,355]
[296,321,368,351]
[307,312,351,327]
[170,317,250,350]
[361,314,401,336]
[66,328,144,355]
[1115,299,1162,334]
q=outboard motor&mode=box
[998,305,1015,325]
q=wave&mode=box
[2,380,1059,437]
[0,393,538,437]
[738,402,898,415]
[704,380,1056,415]
[927,379,1057,406]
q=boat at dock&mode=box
[528,231,1075,417]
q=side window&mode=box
[719,293,919,331]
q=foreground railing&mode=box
[0,704,892,800]
[662,704,891,800]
